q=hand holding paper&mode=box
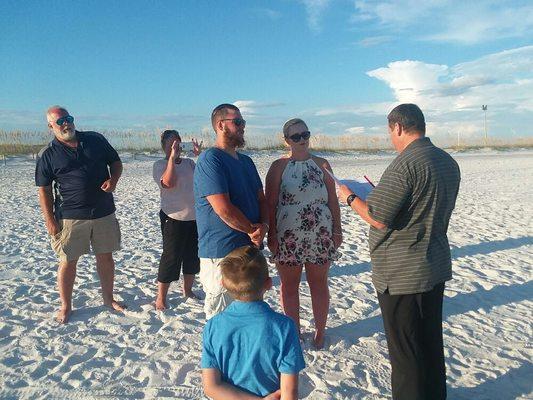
[326,169,374,201]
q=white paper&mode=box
[326,169,374,201]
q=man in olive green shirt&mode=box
[339,104,460,400]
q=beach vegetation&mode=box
[1,129,532,157]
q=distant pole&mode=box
[482,105,488,145]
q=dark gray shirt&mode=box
[366,137,460,295]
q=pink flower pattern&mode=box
[271,159,339,266]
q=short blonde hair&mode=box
[220,246,269,300]
[282,118,307,137]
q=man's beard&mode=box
[57,127,76,141]
[224,127,245,149]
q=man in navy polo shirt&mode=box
[35,105,125,323]
[194,103,269,319]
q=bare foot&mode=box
[56,308,72,324]
[183,291,202,300]
[313,332,325,350]
[105,300,126,312]
[154,298,167,311]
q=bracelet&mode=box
[262,223,270,230]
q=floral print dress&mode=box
[271,158,339,266]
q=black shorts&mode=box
[158,215,200,283]
[159,209,168,236]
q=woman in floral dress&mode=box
[265,118,342,349]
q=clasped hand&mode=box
[248,223,268,247]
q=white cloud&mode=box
[301,0,331,32]
[315,101,395,116]
[367,60,449,104]
[345,126,366,134]
[425,3,533,44]
[0,109,43,127]
[314,46,533,138]
[453,45,533,78]
[233,100,285,117]
[353,0,533,44]
[357,35,392,47]
[364,45,533,116]
[354,0,440,26]
[233,100,258,115]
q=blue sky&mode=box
[1,0,532,141]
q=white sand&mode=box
[0,149,531,399]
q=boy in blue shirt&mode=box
[201,246,305,399]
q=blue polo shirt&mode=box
[35,131,120,220]
[201,300,305,397]
[193,148,263,258]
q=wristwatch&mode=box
[346,193,357,206]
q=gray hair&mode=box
[46,105,69,122]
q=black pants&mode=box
[158,213,200,283]
[377,283,446,400]
[159,209,168,236]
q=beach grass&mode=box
[1,129,532,156]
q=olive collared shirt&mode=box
[366,137,461,295]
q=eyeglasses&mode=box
[287,131,311,142]
[56,115,74,126]
[221,118,246,127]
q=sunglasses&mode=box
[56,115,74,126]
[221,118,246,127]
[287,131,311,142]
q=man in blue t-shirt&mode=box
[35,105,125,323]
[202,246,304,399]
[194,103,268,319]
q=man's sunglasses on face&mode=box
[287,131,311,143]
[221,118,246,127]
[56,115,74,126]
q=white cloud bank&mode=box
[366,45,533,115]
[316,45,533,138]
[353,0,533,44]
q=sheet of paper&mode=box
[326,169,374,201]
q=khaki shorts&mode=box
[50,213,121,262]
[199,257,234,319]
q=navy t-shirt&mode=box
[193,148,262,258]
[35,131,120,220]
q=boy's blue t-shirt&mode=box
[201,300,305,397]
[193,148,263,258]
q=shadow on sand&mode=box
[447,362,533,400]
[325,235,533,282]
[450,236,533,258]
[327,280,533,344]
[323,235,533,398]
